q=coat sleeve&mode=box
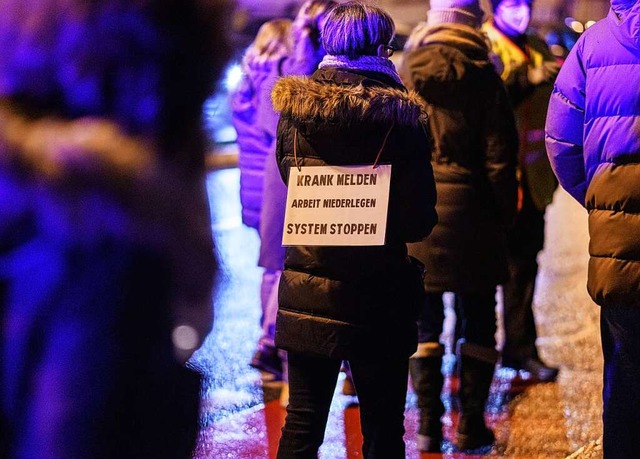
[544,38,587,205]
[482,76,519,226]
[388,123,438,243]
[230,73,256,129]
[275,116,292,184]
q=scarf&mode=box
[318,54,403,84]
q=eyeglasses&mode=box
[384,45,395,58]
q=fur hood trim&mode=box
[0,101,215,357]
[0,102,203,243]
[272,76,428,126]
[0,101,157,189]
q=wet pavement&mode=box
[190,164,604,458]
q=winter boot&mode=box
[409,342,445,452]
[455,340,498,451]
[250,345,283,381]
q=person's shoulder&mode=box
[565,15,616,66]
[576,15,614,51]
[407,42,469,69]
[406,42,450,62]
[481,21,502,45]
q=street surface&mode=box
[190,167,603,458]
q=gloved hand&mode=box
[527,61,560,85]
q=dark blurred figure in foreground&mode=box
[0,0,229,457]
[483,0,561,382]
[546,0,640,455]
[400,0,518,451]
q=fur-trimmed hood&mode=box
[0,101,177,248]
[272,70,428,126]
[0,102,156,187]
[0,98,209,257]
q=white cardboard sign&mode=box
[282,164,392,246]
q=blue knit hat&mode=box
[428,0,484,27]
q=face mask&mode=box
[494,0,532,36]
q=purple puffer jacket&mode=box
[231,58,283,230]
[257,51,327,271]
[545,0,640,204]
[545,0,640,307]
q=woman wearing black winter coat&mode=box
[270,3,437,458]
[398,0,518,452]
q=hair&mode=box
[290,0,337,50]
[286,0,337,75]
[244,19,292,67]
[321,2,395,59]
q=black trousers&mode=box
[601,305,640,459]
[277,351,409,459]
[502,184,545,364]
[418,291,497,349]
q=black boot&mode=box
[455,341,497,451]
[409,343,445,452]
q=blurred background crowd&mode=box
[204,0,604,150]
